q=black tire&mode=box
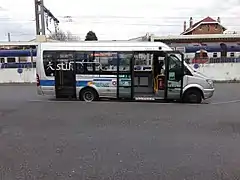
[183,89,202,104]
[80,88,98,102]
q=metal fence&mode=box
[185,57,240,64]
[0,62,36,69]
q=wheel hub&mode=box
[84,92,93,102]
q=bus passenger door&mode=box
[55,52,76,99]
[152,52,165,99]
[165,52,184,100]
[116,52,134,100]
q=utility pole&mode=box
[7,33,11,42]
[34,0,59,35]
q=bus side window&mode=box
[118,52,132,71]
[7,57,16,63]
[0,58,4,63]
[43,51,55,77]
[213,52,217,58]
[94,52,118,72]
[167,55,182,81]
[230,52,235,57]
[75,51,94,74]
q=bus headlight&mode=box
[206,79,214,88]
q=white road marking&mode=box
[28,99,240,105]
[210,99,240,105]
[28,99,79,103]
[27,99,207,105]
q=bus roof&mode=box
[39,41,173,51]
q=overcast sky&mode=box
[0,0,240,41]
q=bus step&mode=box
[134,97,155,101]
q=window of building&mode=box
[213,53,217,58]
[230,52,235,57]
[207,25,210,31]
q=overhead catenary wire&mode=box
[2,15,240,20]
[0,14,239,24]
[58,15,240,19]
[1,14,240,40]
[1,20,240,27]
[1,17,240,27]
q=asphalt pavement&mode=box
[0,83,240,180]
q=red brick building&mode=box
[181,16,227,35]
[130,16,240,45]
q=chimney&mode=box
[183,21,186,32]
[190,17,193,27]
[217,17,221,23]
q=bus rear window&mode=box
[43,51,55,77]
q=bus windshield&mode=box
[169,53,197,72]
[168,54,182,68]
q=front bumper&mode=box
[203,88,215,99]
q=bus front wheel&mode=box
[182,88,202,104]
[80,88,98,102]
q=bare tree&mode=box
[48,30,80,41]
[66,31,80,41]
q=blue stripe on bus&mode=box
[39,79,113,87]
[93,78,113,81]
[39,80,55,86]
[76,81,90,87]
[40,80,89,87]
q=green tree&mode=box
[85,31,98,41]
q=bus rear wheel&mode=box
[80,88,98,102]
[183,89,202,104]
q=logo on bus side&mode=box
[46,61,103,71]
[46,62,74,71]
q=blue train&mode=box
[0,49,37,69]
[1,44,240,68]
[184,45,240,53]
[169,42,240,64]
[0,49,37,57]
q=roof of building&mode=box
[181,16,227,35]
[0,37,61,46]
[0,41,39,46]
[152,34,240,41]
[128,36,147,41]
[29,38,60,42]
[128,33,151,41]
